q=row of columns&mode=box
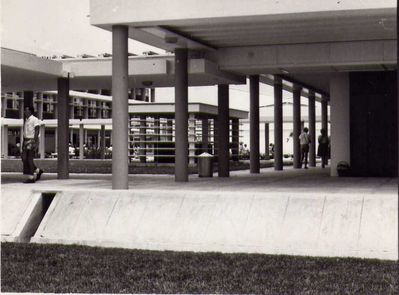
[249,76,329,174]
[109,25,332,189]
[26,24,331,189]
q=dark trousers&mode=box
[300,144,309,167]
[22,146,37,176]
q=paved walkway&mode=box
[1,166,397,195]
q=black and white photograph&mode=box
[1,0,398,294]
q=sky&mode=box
[1,0,317,115]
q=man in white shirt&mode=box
[21,106,43,183]
[299,127,311,169]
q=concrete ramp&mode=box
[31,190,397,260]
[1,189,43,242]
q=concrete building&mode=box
[1,1,397,261]
[1,1,397,188]
[88,0,396,185]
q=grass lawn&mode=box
[1,242,397,294]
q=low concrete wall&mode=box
[1,159,290,174]
[31,190,397,260]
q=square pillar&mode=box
[2,125,8,158]
[188,114,196,165]
[201,119,209,153]
[100,124,106,159]
[70,99,75,119]
[217,84,230,177]
[174,48,189,182]
[232,118,239,161]
[330,73,350,176]
[213,118,218,156]
[139,116,147,163]
[39,125,45,159]
[308,91,316,167]
[249,75,260,173]
[79,123,84,160]
[57,77,70,179]
[84,99,89,119]
[2,96,7,117]
[112,25,129,189]
[274,76,283,171]
[293,85,302,168]
[167,119,173,142]
[264,123,270,160]
[54,128,58,152]
[37,92,44,120]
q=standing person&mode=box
[21,106,43,183]
[317,128,330,168]
[299,127,311,169]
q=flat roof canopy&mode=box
[1,48,245,92]
[128,102,248,119]
[90,0,397,94]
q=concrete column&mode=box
[70,129,74,146]
[201,118,209,153]
[112,25,129,189]
[167,119,173,141]
[188,114,196,165]
[249,75,260,173]
[174,48,189,182]
[293,85,302,168]
[84,129,88,146]
[213,118,218,156]
[153,117,160,160]
[232,118,239,161]
[274,76,283,171]
[308,91,316,167]
[2,125,8,158]
[321,97,328,135]
[97,101,102,119]
[217,84,230,177]
[37,92,44,120]
[84,99,89,118]
[53,95,58,119]
[264,123,270,160]
[19,126,23,153]
[130,88,136,100]
[2,96,7,117]
[154,116,160,141]
[140,88,147,101]
[57,77,70,179]
[150,88,156,102]
[54,128,58,152]
[97,130,101,148]
[39,125,45,159]
[139,116,146,163]
[330,73,350,176]
[79,123,84,160]
[19,100,24,119]
[70,99,74,119]
[100,124,106,159]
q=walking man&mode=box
[22,106,43,183]
[299,127,311,169]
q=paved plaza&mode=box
[1,166,397,195]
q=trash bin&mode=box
[337,161,351,177]
[198,152,213,177]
